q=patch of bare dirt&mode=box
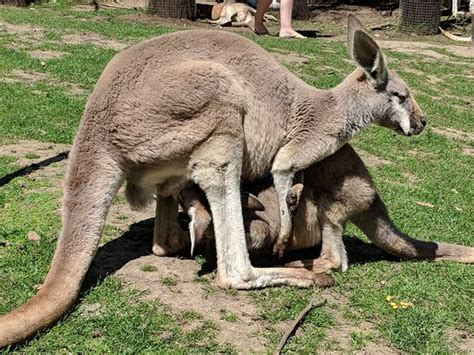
[107,191,156,232]
[403,171,420,184]
[446,329,474,354]
[311,5,393,30]
[432,127,474,142]
[378,40,447,59]
[270,48,311,65]
[407,149,438,159]
[116,256,272,352]
[96,0,147,9]
[402,67,425,76]
[0,140,70,192]
[0,140,70,167]
[28,50,67,60]
[0,20,44,42]
[71,4,97,12]
[0,69,86,96]
[358,150,391,167]
[60,33,129,51]
[462,146,474,157]
[378,40,474,59]
[270,48,309,65]
[427,75,443,84]
[0,69,51,84]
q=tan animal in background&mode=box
[210,0,277,28]
[0,16,426,346]
[179,144,474,271]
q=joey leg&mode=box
[285,221,347,273]
[153,194,186,256]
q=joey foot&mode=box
[287,182,304,216]
[285,256,342,274]
[153,222,189,256]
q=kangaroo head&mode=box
[347,15,426,136]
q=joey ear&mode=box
[241,192,265,211]
[347,15,388,89]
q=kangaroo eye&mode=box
[393,93,407,104]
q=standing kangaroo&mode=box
[179,144,474,270]
[0,15,426,347]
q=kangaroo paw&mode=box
[286,183,304,216]
[216,266,334,289]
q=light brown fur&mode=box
[180,144,474,269]
[210,0,277,29]
[0,16,426,346]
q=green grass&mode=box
[0,3,472,353]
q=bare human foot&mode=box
[252,20,270,36]
[279,29,306,38]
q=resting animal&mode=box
[210,0,277,28]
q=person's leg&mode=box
[279,0,306,38]
[254,0,271,35]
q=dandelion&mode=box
[386,295,393,301]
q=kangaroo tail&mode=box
[0,147,123,348]
[352,195,474,263]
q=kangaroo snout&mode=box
[409,115,426,136]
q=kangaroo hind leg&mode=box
[152,194,187,256]
[286,220,346,273]
[191,134,333,289]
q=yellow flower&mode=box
[386,295,393,301]
[391,304,398,309]
[390,302,397,307]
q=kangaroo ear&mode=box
[241,192,264,211]
[347,15,388,89]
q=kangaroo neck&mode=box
[288,69,379,142]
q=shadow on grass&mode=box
[84,220,400,290]
[0,151,69,187]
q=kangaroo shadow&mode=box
[83,218,155,289]
[83,218,401,290]
[0,151,69,187]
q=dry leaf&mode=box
[27,231,41,242]
[416,201,435,208]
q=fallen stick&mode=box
[274,299,326,355]
[439,26,472,42]
[370,22,392,31]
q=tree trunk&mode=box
[148,0,196,20]
[0,0,28,6]
[399,0,441,34]
[293,0,310,20]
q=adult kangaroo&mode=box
[0,15,426,346]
